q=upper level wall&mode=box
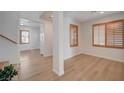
[0,11,20,42]
[0,11,20,64]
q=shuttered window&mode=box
[20,30,30,44]
[106,21,124,48]
[70,24,78,47]
[93,24,105,46]
[93,20,124,49]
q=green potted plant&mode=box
[0,64,18,81]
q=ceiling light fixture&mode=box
[20,23,24,26]
[91,11,104,14]
[91,11,97,14]
[50,15,54,18]
[99,11,104,14]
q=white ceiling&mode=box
[40,11,53,21]
[20,11,123,25]
[20,11,43,22]
[20,18,40,28]
[64,11,123,22]
[20,11,44,27]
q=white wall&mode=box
[20,26,40,51]
[0,12,20,42]
[64,17,81,60]
[80,12,124,62]
[40,17,81,59]
[40,16,82,60]
[40,19,53,57]
[0,11,20,64]
[40,23,45,54]
[0,38,19,64]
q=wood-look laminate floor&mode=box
[19,49,124,81]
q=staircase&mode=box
[0,59,9,69]
[0,33,19,64]
[0,34,17,44]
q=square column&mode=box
[52,11,64,76]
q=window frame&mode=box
[20,30,30,44]
[92,19,124,49]
[92,23,106,47]
[70,24,78,47]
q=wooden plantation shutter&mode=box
[93,25,99,45]
[99,24,105,45]
[93,24,105,46]
[93,19,124,49]
[70,24,78,47]
[106,21,124,48]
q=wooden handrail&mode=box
[0,34,18,44]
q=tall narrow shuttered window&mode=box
[93,24,105,46]
[93,20,124,49]
[70,24,78,47]
[20,30,30,44]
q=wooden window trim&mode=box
[70,24,78,47]
[123,21,124,48]
[20,30,30,44]
[92,19,124,49]
[93,19,124,26]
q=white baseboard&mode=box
[53,69,64,76]
[82,53,124,63]
[43,53,52,57]
[20,48,40,52]
[64,52,82,60]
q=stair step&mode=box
[0,60,9,69]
